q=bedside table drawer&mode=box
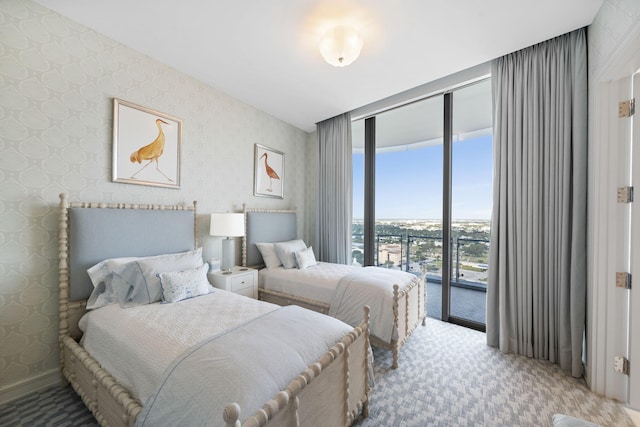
[208,268,257,298]
[230,274,254,292]
[234,285,256,298]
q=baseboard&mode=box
[0,370,62,405]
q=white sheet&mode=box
[78,290,278,403]
[259,261,360,303]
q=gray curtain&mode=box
[487,28,587,378]
[315,113,352,264]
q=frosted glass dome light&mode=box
[319,25,363,67]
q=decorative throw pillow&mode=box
[274,239,307,269]
[294,246,317,270]
[87,256,139,288]
[256,242,282,269]
[158,263,212,303]
[86,256,139,309]
[111,248,203,307]
[86,280,119,310]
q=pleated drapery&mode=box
[315,113,353,264]
[486,28,588,378]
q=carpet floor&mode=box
[0,317,633,427]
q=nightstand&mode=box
[207,267,258,299]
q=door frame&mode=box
[629,72,640,409]
[587,22,640,403]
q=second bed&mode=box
[243,208,427,369]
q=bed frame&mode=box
[242,207,427,369]
[58,194,370,427]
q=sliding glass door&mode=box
[352,78,492,331]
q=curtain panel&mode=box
[487,28,587,377]
[315,113,353,264]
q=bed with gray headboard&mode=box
[243,207,427,369]
[58,194,370,427]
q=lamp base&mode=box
[221,238,235,272]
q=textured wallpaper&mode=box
[0,0,311,393]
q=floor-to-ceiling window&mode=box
[352,78,492,331]
[353,128,365,266]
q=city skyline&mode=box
[353,134,493,220]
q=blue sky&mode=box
[353,135,493,220]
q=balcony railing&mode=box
[353,233,489,292]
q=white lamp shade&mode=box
[319,25,363,67]
[210,213,245,237]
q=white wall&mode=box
[586,0,640,401]
[0,0,311,399]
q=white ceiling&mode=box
[34,0,603,133]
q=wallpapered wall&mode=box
[0,0,312,394]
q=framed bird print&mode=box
[112,98,182,189]
[254,144,284,198]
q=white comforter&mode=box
[259,262,359,303]
[329,267,419,343]
[136,305,353,426]
[79,290,355,426]
[79,290,278,403]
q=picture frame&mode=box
[112,98,182,189]
[254,144,284,199]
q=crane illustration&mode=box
[260,152,280,192]
[129,118,173,182]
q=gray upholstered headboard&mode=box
[60,195,197,302]
[243,209,297,267]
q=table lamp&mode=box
[209,213,245,273]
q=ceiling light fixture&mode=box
[319,25,363,67]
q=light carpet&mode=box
[359,318,632,427]
[0,317,632,426]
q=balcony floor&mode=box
[425,280,486,325]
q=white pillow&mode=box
[294,246,317,270]
[112,247,204,307]
[274,239,307,269]
[87,248,202,309]
[86,256,139,309]
[85,280,119,310]
[159,263,212,303]
[256,242,282,269]
[87,256,139,287]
